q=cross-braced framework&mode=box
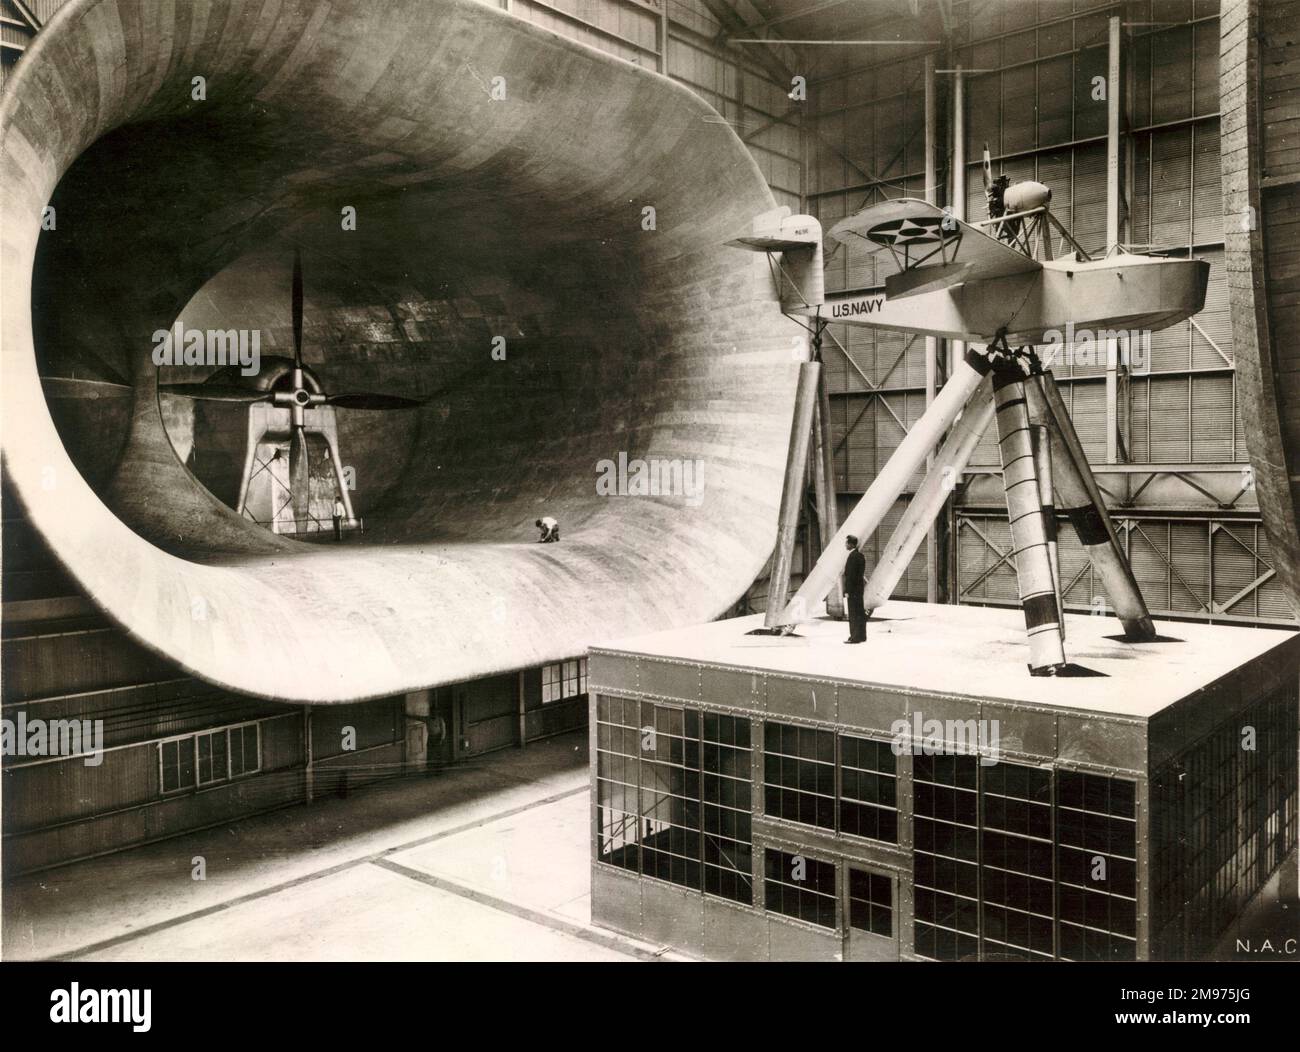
[957,512,1285,625]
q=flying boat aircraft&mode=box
[729,158,1209,675]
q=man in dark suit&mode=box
[842,535,867,644]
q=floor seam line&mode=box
[369,857,666,962]
[42,780,590,961]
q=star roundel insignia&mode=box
[866,215,955,248]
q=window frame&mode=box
[542,657,588,704]
[157,720,263,797]
[846,865,896,941]
[594,696,755,906]
[158,734,196,796]
[227,720,263,780]
[759,720,900,844]
[762,846,838,930]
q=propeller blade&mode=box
[159,383,272,403]
[320,363,486,412]
[982,142,993,192]
[41,377,133,400]
[289,425,310,526]
[324,392,427,410]
[292,247,304,370]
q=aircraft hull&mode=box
[807,254,1210,345]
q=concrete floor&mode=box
[1,733,673,962]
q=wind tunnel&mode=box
[0,0,800,702]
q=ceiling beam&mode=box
[9,0,42,32]
[721,0,855,40]
[699,0,795,87]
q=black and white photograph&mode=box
[0,0,1296,1023]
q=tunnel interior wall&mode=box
[1,0,802,702]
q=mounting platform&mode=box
[588,602,1298,962]
[594,601,1293,721]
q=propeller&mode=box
[156,248,483,531]
[982,142,993,193]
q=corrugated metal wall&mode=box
[803,0,1290,625]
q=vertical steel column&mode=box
[947,65,967,602]
[655,0,667,75]
[924,53,940,603]
[951,65,966,379]
[764,360,821,629]
[303,705,314,805]
[1105,14,1122,464]
[993,363,1066,674]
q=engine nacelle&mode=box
[1004,180,1052,213]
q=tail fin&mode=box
[727,207,824,312]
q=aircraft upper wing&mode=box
[827,198,1040,297]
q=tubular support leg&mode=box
[775,349,993,626]
[1031,422,1065,636]
[863,373,995,611]
[994,363,1066,674]
[813,369,845,620]
[1030,372,1156,640]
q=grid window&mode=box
[848,868,893,937]
[1151,685,1298,959]
[196,729,229,785]
[595,696,641,873]
[764,848,837,929]
[913,754,980,961]
[702,713,754,904]
[160,737,195,794]
[159,722,260,796]
[1056,771,1138,962]
[595,697,753,904]
[840,735,899,843]
[228,723,262,778]
[763,722,835,829]
[543,658,588,704]
[639,702,701,890]
[562,659,579,698]
[542,664,560,704]
[981,762,1055,960]
[915,757,1143,962]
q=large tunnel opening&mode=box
[33,105,674,552]
[5,0,799,699]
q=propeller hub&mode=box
[293,388,311,407]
